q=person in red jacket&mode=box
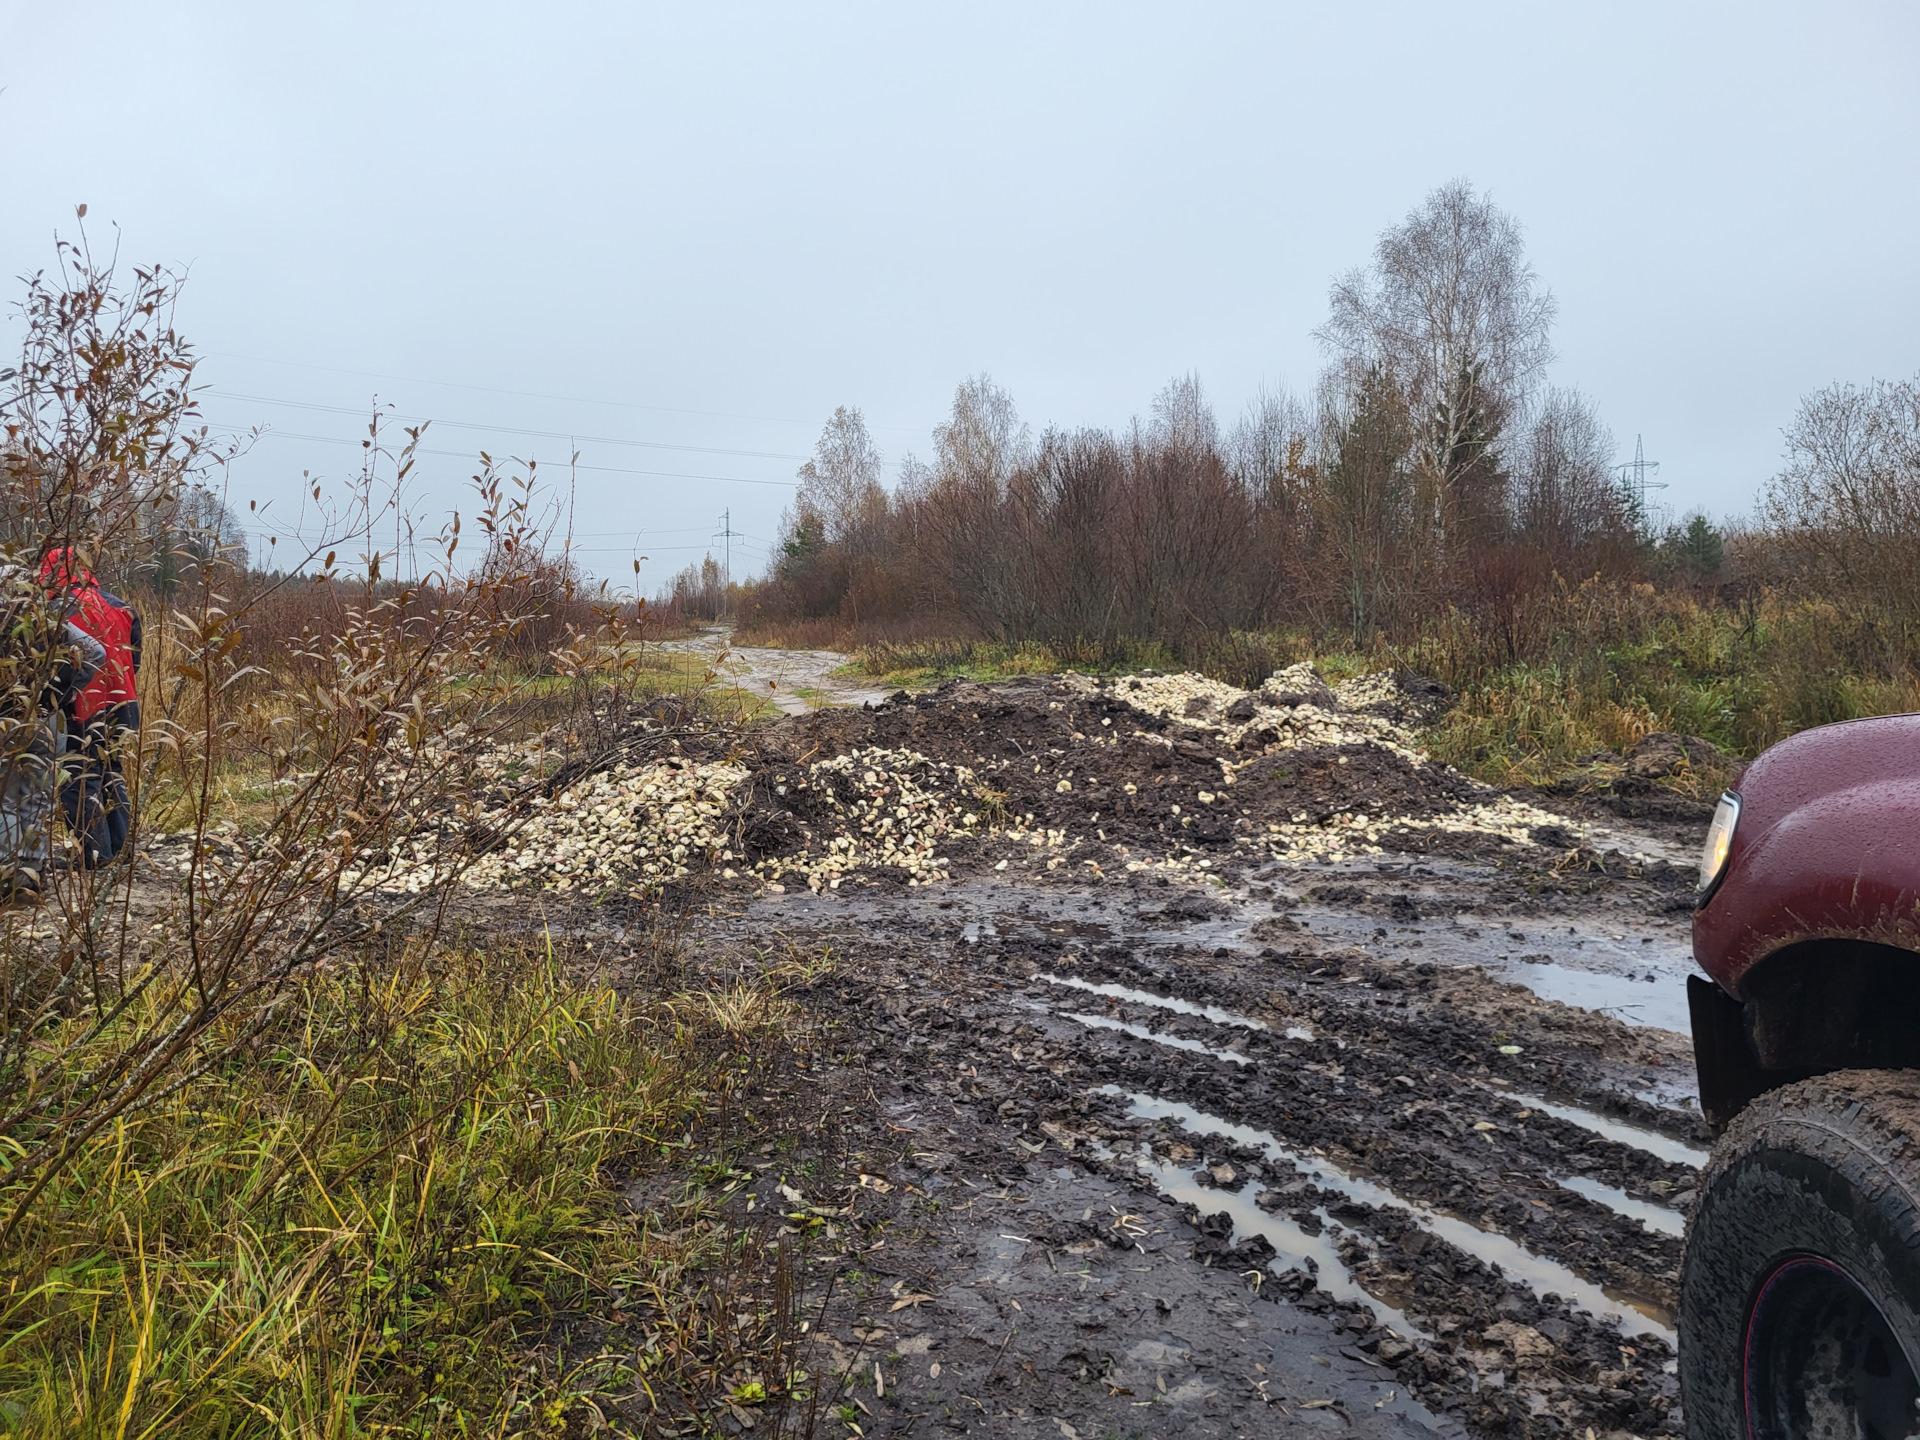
[0,563,104,894]
[39,550,140,866]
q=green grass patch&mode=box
[0,944,798,1435]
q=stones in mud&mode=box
[1267,1265,1319,1299]
[1255,1180,1309,1212]
[1183,1206,1279,1269]
[1334,669,1456,726]
[1483,1319,1556,1360]
[1261,664,1338,711]
[1137,892,1231,923]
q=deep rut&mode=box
[681,850,1707,1438]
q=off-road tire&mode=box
[1680,1069,1920,1438]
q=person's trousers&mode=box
[61,710,134,867]
[0,721,58,888]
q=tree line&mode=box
[736,180,1916,684]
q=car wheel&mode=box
[1680,1070,1920,1438]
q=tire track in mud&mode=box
[693,861,1704,1438]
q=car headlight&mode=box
[1698,791,1741,899]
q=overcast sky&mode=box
[4,2,1916,592]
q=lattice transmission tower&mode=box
[1615,435,1667,527]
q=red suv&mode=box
[1683,713,1920,1437]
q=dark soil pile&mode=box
[723,674,1511,883]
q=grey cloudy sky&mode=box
[3,2,1916,592]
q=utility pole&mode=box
[1614,435,1667,531]
[713,508,744,621]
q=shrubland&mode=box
[0,227,810,1434]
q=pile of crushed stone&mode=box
[356,663,1645,901]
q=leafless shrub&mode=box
[1509,387,1636,562]
[0,231,636,1242]
[1762,375,1920,633]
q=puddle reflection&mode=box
[1555,1176,1686,1238]
[1036,972,1268,1030]
[1507,1093,1708,1170]
[1065,1012,1250,1065]
[1110,1088,1675,1343]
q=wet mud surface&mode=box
[661,632,893,714]
[656,849,1703,1438]
[467,667,1719,1436]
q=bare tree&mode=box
[0,224,240,566]
[1148,373,1219,461]
[933,374,1030,496]
[1316,179,1556,541]
[1763,375,1920,623]
[793,405,887,546]
[1228,387,1306,483]
[1510,387,1627,558]
[917,377,1037,637]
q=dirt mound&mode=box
[1334,668,1456,726]
[717,669,1595,890]
[398,664,1657,898]
[1623,731,1727,781]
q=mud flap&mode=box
[1689,974,1773,1134]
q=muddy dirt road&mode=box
[675,849,1703,1439]
[659,629,890,714]
[459,667,1721,1437]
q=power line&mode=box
[205,391,807,460]
[205,349,823,429]
[566,542,766,554]
[202,348,930,439]
[218,426,800,487]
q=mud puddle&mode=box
[1554,1176,1687,1239]
[1036,971,1270,1030]
[1290,903,1696,1034]
[1116,1090,1676,1344]
[1503,1092,1709,1170]
[1065,1011,1253,1065]
[1133,1148,1428,1338]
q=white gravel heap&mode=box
[341,663,1635,896]
[425,744,992,897]
[1105,664,1605,867]
[1331,670,1409,714]
[460,757,747,894]
[1254,793,1588,865]
[1109,667,1424,763]
[744,745,987,891]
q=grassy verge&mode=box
[632,648,783,724]
[0,941,805,1436]
[802,590,1920,789]
[846,636,1179,688]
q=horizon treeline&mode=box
[712,181,1918,699]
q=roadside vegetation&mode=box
[0,943,799,1433]
[0,226,814,1435]
[730,181,1920,785]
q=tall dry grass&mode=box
[0,940,804,1434]
[0,230,823,1435]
